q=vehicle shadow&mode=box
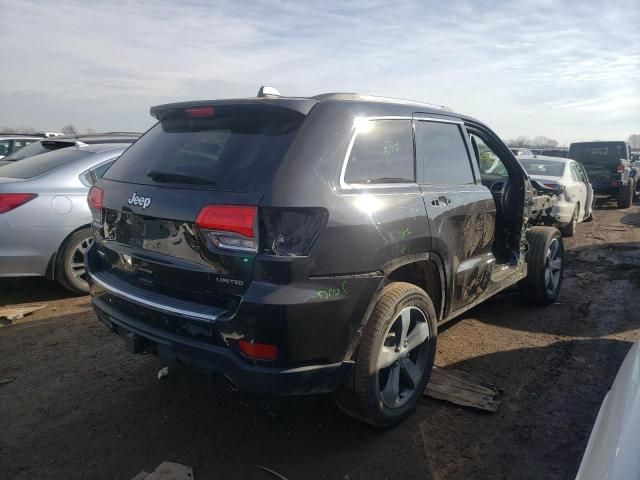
[621,212,640,227]
[2,310,633,480]
[1,312,433,480]
[593,198,619,210]
[0,277,83,306]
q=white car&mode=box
[518,156,594,236]
[510,147,534,156]
[576,342,640,480]
[0,135,41,159]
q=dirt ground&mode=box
[1,201,639,480]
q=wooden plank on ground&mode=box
[424,366,502,413]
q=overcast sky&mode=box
[1,0,638,144]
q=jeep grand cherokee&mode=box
[86,88,563,426]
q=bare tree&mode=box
[61,124,79,135]
[507,135,560,148]
[507,136,531,147]
[628,134,640,149]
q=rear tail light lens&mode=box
[196,205,257,252]
[186,106,215,117]
[617,163,625,173]
[542,182,566,195]
[0,193,37,214]
[87,186,104,224]
[611,180,619,187]
[237,340,278,361]
[260,207,328,256]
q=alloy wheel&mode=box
[69,237,94,287]
[544,238,562,296]
[377,306,430,408]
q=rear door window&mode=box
[415,121,475,185]
[81,159,117,186]
[343,119,414,184]
[104,104,305,192]
[570,163,581,182]
[12,139,35,152]
[0,139,10,156]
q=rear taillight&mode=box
[237,340,278,361]
[617,163,625,173]
[186,106,215,117]
[87,186,104,224]
[196,205,257,252]
[0,193,37,214]
[542,182,566,195]
[260,207,328,256]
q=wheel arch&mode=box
[47,223,92,281]
[343,253,447,361]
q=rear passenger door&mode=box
[574,161,593,219]
[568,162,588,219]
[414,115,496,313]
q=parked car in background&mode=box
[86,89,562,427]
[0,135,42,159]
[540,148,569,158]
[518,156,593,236]
[510,147,533,156]
[576,342,640,480]
[0,132,139,166]
[568,141,639,209]
[0,144,127,293]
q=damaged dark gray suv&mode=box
[86,89,563,426]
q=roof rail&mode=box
[311,93,452,111]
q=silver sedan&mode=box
[0,144,128,292]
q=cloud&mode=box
[0,0,638,142]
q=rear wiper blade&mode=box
[146,169,216,185]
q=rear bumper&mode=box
[591,179,630,198]
[550,199,576,226]
[91,294,351,395]
[86,243,380,395]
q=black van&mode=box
[86,89,562,426]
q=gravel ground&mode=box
[1,201,639,480]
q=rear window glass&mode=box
[569,143,626,164]
[0,148,87,179]
[415,121,475,185]
[519,159,565,177]
[344,119,414,184]
[104,105,305,191]
[2,140,74,161]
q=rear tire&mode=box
[334,282,437,427]
[617,182,633,209]
[519,227,564,306]
[559,204,578,237]
[57,228,94,294]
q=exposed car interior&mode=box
[467,128,526,264]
